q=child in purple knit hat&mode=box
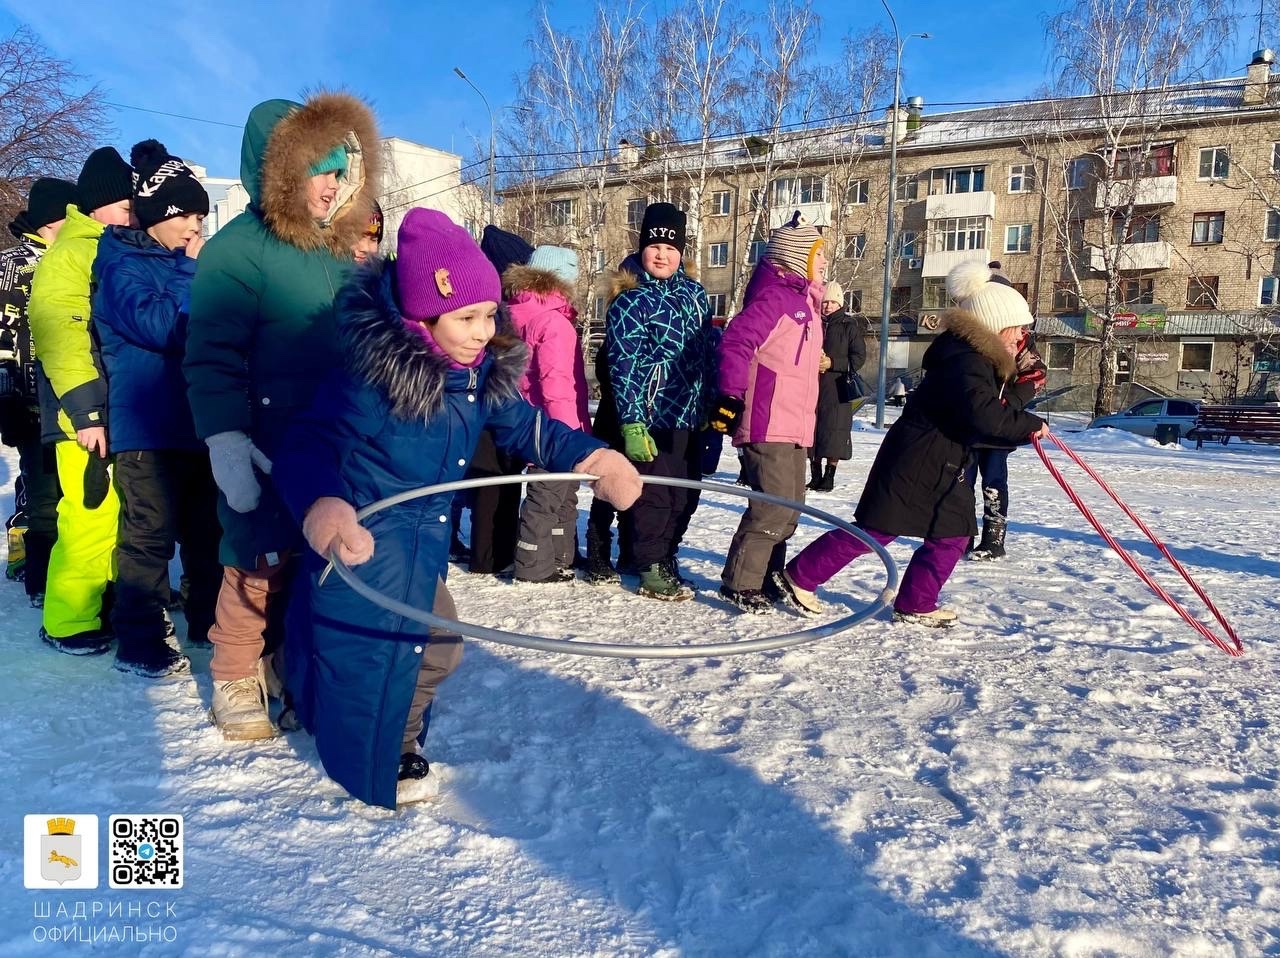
[271,207,641,809]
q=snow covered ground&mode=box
[3,419,1279,957]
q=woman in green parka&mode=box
[183,92,381,741]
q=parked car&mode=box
[1087,397,1201,437]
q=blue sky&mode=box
[0,0,1263,179]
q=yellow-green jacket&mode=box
[28,205,108,443]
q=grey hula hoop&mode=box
[323,474,899,659]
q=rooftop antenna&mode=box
[1259,0,1266,52]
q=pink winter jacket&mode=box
[717,259,825,447]
[502,265,591,432]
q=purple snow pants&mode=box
[786,526,968,615]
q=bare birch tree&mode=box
[1029,0,1233,416]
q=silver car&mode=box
[1087,398,1201,437]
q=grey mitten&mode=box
[206,430,273,514]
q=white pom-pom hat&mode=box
[944,260,1033,333]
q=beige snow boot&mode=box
[210,662,276,741]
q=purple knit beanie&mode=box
[396,208,501,320]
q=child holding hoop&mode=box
[272,209,641,808]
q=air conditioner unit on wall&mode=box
[907,257,923,270]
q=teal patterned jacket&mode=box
[603,262,717,430]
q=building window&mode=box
[931,217,986,253]
[1112,213,1160,245]
[1052,281,1079,313]
[846,179,870,204]
[711,191,731,216]
[1197,146,1230,180]
[1047,341,1075,369]
[709,242,729,267]
[1191,211,1225,245]
[1121,278,1155,305]
[890,285,912,314]
[772,175,825,206]
[895,173,918,201]
[593,296,607,321]
[844,233,867,259]
[922,278,952,310]
[594,250,606,272]
[747,240,767,265]
[938,165,986,194]
[1273,143,1280,174]
[1008,163,1036,193]
[1186,276,1219,309]
[547,199,577,226]
[1005,224,1032,253]
[845,289,863,313]
[898,231,919,258]
[1112,143,1175,179]
[1012,282,1029,300]
[1260,276,1279,306]
[1066,157,1091,189]
[1180,342,1213,371]
[708,292,728,317]
[626,198,646,229]
[1266,210,1280,242]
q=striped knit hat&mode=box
[764,210,824,279]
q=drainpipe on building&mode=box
[1033,153,1050,317]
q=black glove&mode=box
[83,454,111,510]
[708,395,745,434]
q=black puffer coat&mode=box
[854,309,1044,539]
[812,307,868,460]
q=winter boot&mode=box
[638,562,693,601]
[774,570,824,616]
[661,556,689,588]
[396,752,440,805]
[814,464,837,492]
[210,664,276,741]
[719,586,776,615]
[114,632,191,679]
[969,520,1007,561]
[893,607,959,628]
[806,458,823,491]
[40,626,112,656]
[585,527,619,584]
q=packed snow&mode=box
[3,416,1279,957]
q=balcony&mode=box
[768,201,831,230]
[1089,240,1172,272]
[924,191,995,220]
[922,249,990,278]
[1094,176,1178,209]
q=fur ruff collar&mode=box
[339,260,528,421]
[502,264,575,303]
[939,308,1017,381]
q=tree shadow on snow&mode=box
[430,644,1005,957]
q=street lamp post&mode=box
[875,1,928,428]
[453,66,496,224]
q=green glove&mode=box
[620,423,658,463]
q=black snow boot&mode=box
[814,464,836,492]
[969,520,1007,561]
[585,528,619,584]
[806,458,822,491]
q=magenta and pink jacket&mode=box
[717,259,825,448]
[502,265,591,432]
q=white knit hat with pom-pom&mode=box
[944,260,1033,333]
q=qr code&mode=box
[108,815,183,889]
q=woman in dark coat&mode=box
[777,262,1047,628]
[809,281,867,491]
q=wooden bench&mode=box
[1187,405,1280,448]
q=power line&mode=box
[105,101,243,129]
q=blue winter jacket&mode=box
[92,227,200,452]
[272,261,604,809]
[604,258,717,430]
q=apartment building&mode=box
[502,53,1280,407]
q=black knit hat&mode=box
[638,202,686,253]
[26,178,79,231]
[480,224,535,275]
[130,140,210,229]
[76,147,134,215]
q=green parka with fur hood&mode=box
[184,92,380,569]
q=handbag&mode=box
[836,372,866,404]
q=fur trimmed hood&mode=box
[601,253,700,307]
[248,92,382,257]
[338,259,527,422]
[938,308,1016,381]
[502,264,575,304]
